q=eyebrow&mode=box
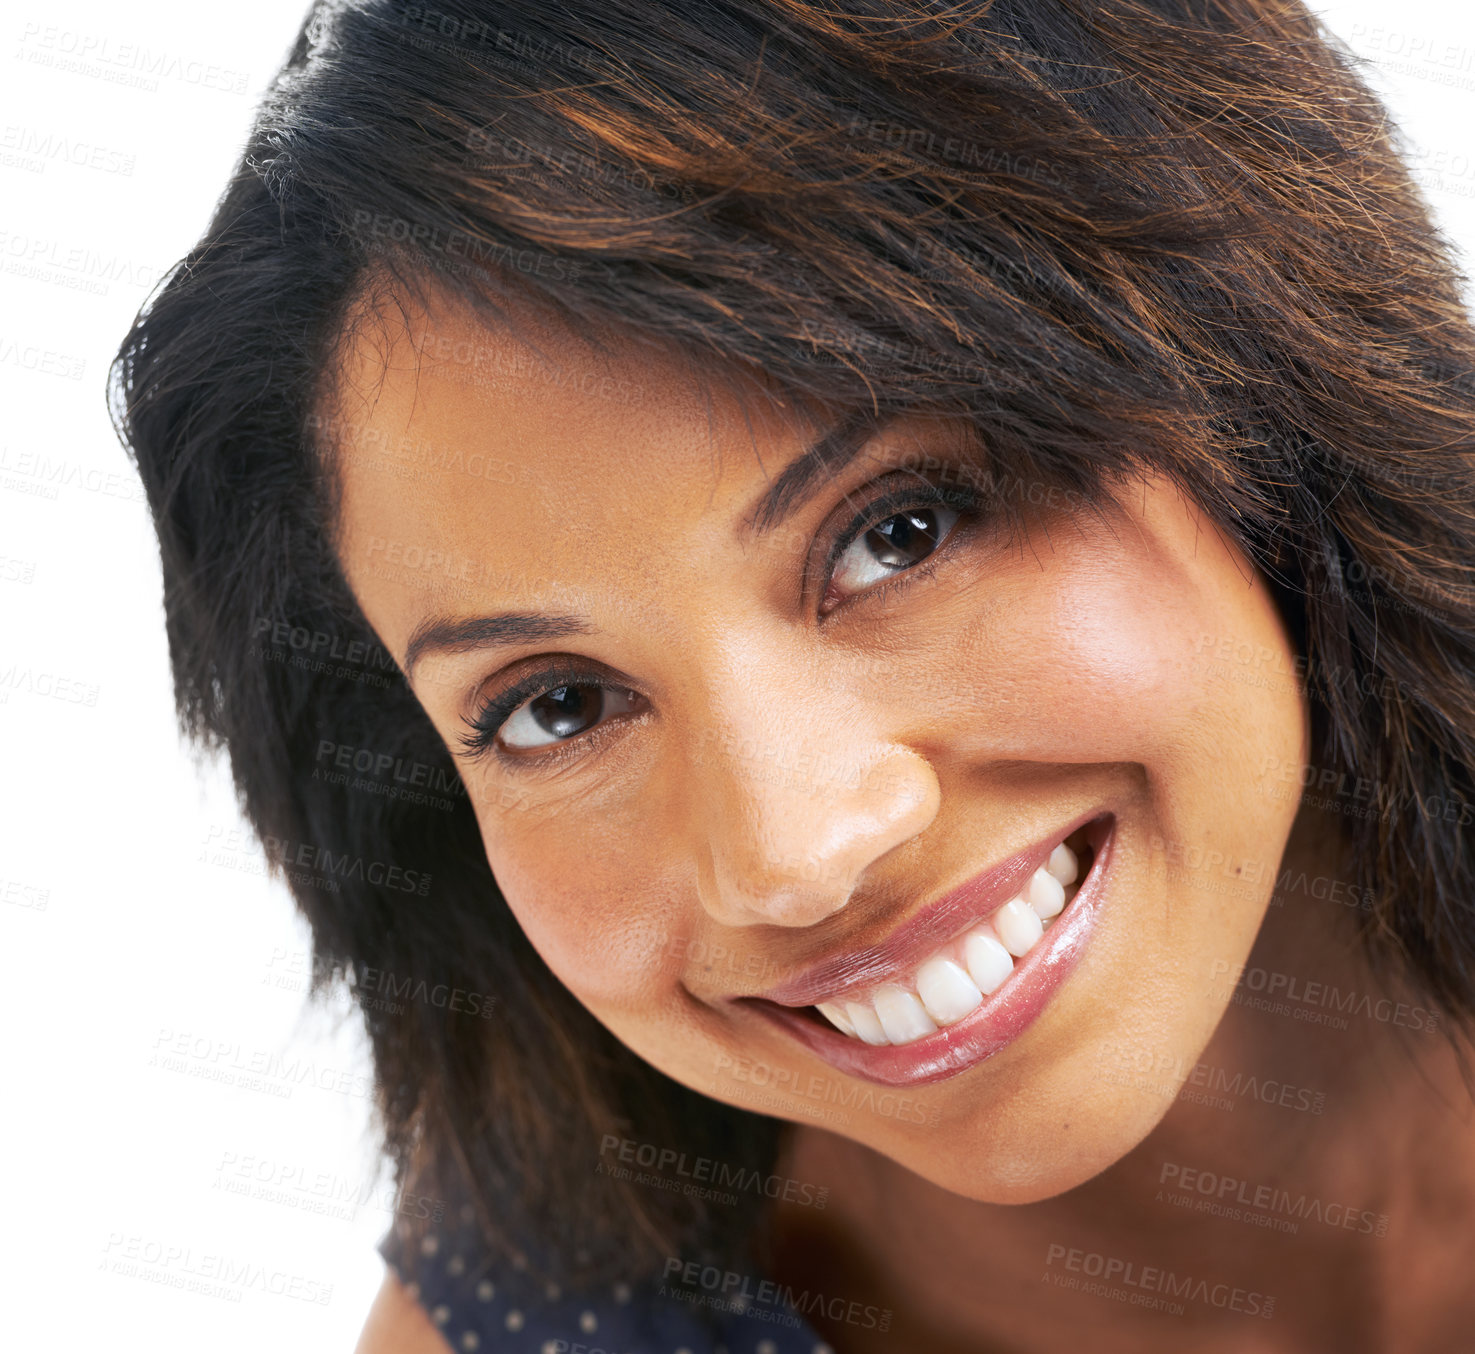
[401,409,886,682]
[404,613,595,683]
[739,407,887,539]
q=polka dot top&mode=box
[378,1200,836,1354]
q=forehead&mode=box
[325,284,815,637]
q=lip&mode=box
[738,811,1116,1087]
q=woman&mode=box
[111,0,1475,1349]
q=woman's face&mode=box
[328,287,1307,1203]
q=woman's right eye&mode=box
[458,666,645,765]
[499,683,643,751]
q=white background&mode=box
[2,2,1472,1350]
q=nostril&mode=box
[739,882,855,928]
[696,861,855,928]
[693,739,939,924]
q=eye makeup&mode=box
[456,459,992,769]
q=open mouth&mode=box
[738,812,1116,1085]
[799,822,1099,1046]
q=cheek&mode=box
[476,808,688,1014]
[1040,558,1272,765]
[924,511,1302,779]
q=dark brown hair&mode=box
[111,0,1475,1292]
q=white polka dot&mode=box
[420,1235,440,1256]
[505,1310,525,1332]
[612,1282,632,1304]
[542,1343,560,1354]
[512,1253,527,1271]
[447,1255,465,1276]
[459,1334,479,1352]
[545,1281,561,1301]
[430,1305,450,1326]
[674,1348,693,1354]
[757,1341,777,1354]
[813,1345,835,1354]
[579,1310,597,1333]
[475,1280,495,1302]
[405,1282,421,1301]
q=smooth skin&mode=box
[338,284,1475,1352]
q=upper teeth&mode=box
[813,841,1080,1046]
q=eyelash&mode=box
[455,660,624,766]
[457,469,985,769]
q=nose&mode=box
[687,659,939,928]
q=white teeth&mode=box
[963,930,1015,994]
[873,984,938,1043]
[915,958,984,1025]
[844,1001,890,1045]
[993,898,1044,956]
[816,1002,857,1037]
[1026,867,1066,919]
[1046,842,1078,886]
[807,835,1089,1046]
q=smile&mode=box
[739,812,1116,1086]
[813,832,1088,1044]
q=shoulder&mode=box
[355,1269,454,1354]
[366,1202,830,1353]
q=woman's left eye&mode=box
[821,486,973,613]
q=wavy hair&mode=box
[111,0,1475,1292]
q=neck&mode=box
[766,809,1475,1353]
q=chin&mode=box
[901,1077,1182,1205]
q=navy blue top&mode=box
[378,1200,835,1354]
